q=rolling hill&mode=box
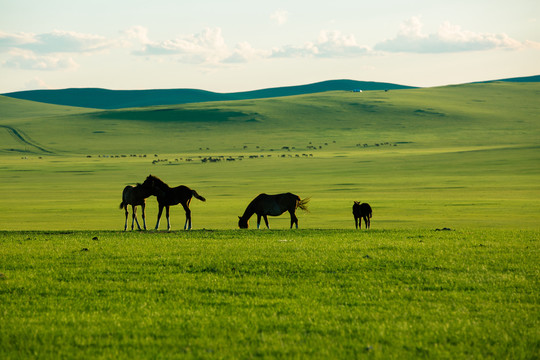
[2,76,538,110]
[1,81,539,156]
[2,80,413,109]
[0,81,538,230]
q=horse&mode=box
[353,201,372,229]
[146,175,206,231]
[238,193,310,229]
[119,176,154,231]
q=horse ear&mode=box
[238,216,241,219]
[354,201,359,204]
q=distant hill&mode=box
[2,80,414,109]
[480,75,540,83]
[3,76,538,110]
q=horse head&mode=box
[238,216,249,229]
[144,174,168,196]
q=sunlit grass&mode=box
[1,229,538,359]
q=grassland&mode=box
[1,229,538,359]
[0,82,538,358]
[0,82,539,230]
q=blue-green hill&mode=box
[2,80,413,109]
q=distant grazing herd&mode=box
[120,175,372,231]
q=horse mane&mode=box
[147,174,170,190]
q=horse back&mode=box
[252,193,288,216]
[122,185,146,206]
[157,185,192,205]
[353,202,372,217]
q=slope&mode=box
[2,82,538,155]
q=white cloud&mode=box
[0,30,114,72]
[26,30,116,54]
[374,16,535,53]
[223,42,270,63]
[0,31,36,51]
[123,26,150,44]
[2,49,78,70]
[0,30,117,54]
[24,77,52,89]
[270,9,289,26]
[133,27,231,64]
[271,30,369,58]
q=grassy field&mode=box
[0,82,538,358]
[0,82,539,230]
[1,229,538,359]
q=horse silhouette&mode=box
[238,193,309,229]
[119,176,154,231]
[146,175,206,230]
[353,201,372,229]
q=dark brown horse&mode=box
[238,193,309,229]
[353,201,372,229]
[147,175,206,231]
[119,176,154,231]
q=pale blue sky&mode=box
[1,0,539,92]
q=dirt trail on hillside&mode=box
[0,125,54,154]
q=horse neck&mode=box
[240,201,256,220]
[152,178,171,192]
[138,183,153,197]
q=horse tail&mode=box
[192,190,206,202]
[297,197,310,212]
[119,201,125,210]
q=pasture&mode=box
[1,229,538,359]
[1,82,539,230]
[0,82,539,358]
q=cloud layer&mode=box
[0,30,115,70]
[1,17,537,72]
[374,17,529,53]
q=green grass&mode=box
[1,229,538,359]
[0,82,539,358]
[1,82,539,230]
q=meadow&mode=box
[1,82,539,230]
[1,229,538,359]
[0,82,539,358]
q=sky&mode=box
[1,0,539,93]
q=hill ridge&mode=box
[3,76,538,110]
[3,79,413,110]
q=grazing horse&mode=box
[147,175,206,231]
[119,176,154,231]
[353,201,372,229]
[238,193,310,229]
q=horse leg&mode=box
[141,203,147,230]
[365,216,370,229]
[289,211,298,229]
[134,205,143,230]
[124,206,129,231]
[155,204,164,230]
[263,215,270,229]
[256,214,261,229]
[130,205,137,230]
[166,206,171,231]
[182,203,191,230]
[355,216,359,229]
